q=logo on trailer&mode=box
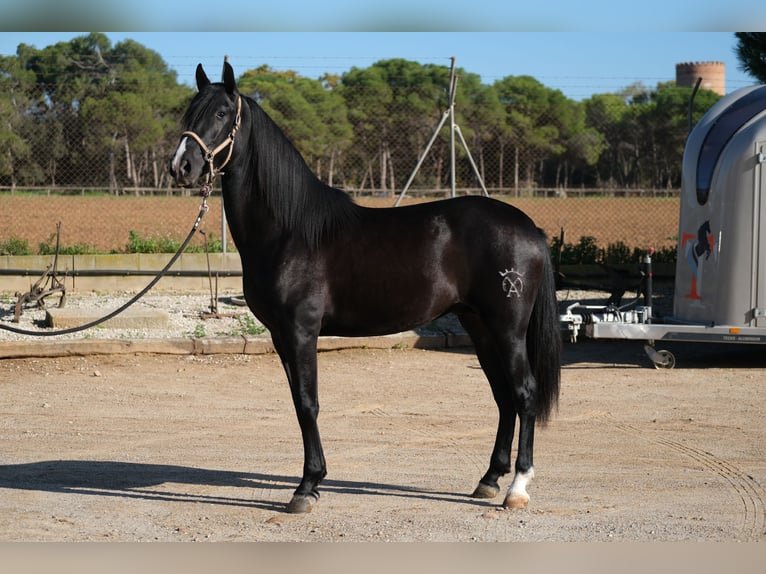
[681,220,713,300]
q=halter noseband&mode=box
[182,95,242,187]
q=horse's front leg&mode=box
[274,330,327,513]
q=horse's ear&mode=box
[196,64,211,91]
[222,58,237,95]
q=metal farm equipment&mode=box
[12,223,67,322]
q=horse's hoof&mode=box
[471,482,500,499]
[502,492,530,510]
[286,495,316,514]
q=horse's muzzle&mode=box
[169,136,200,187]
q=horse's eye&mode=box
[216,111,226,119]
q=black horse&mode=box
[170,61,561,514]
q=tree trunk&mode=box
[386,147,395,196]
[477,139,486,188]
[498,141,504,190]
[327,148,336,188]
[151,148,160,192]
[8,149,16,194]
[379,143,387,193]
[48,158,56,187]
[359,163,372,193]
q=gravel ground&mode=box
[1,340,765,544]
[0,290,265,343]
[0,284,658,344]
[2,281,766,547]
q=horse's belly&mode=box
[321,282,456,337]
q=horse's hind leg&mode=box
[459,313,516,501]
[496,331,539,510]
[507,409,536,510]
[460,313,539,509]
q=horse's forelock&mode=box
[183,89,210,128]
[183,84,230,129]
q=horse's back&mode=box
[356,196,541,249]
[343,195,547,284]
[318,195,548,335]
[407,196,548,271]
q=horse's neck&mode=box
[221,175,280,249]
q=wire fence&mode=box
[1,85,694,260]
[0,192,681,265]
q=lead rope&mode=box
[0,191,211,337]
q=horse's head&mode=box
[170,60,242,188]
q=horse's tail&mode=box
[527,234,561,425]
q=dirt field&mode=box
[1,194,679,253]
[1,339,765,542]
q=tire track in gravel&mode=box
[607,416,766,540]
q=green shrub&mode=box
[124,230,225,253]
[0,237,31,256]
[124,230,182,254]
[186,232,224,253]
[652,245,678,263]
[554,235,601,265]
[231,314,267,336]
[603,241,633,264]
[38,240,96,255]
[551,235,677,265]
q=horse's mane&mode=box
[239,95,360,249]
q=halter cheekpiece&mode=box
[182,94,242,190]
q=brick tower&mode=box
[675,61,726,95]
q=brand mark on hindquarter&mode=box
[499,268,524,298]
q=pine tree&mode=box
[735,32,766,83]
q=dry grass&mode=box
[1,193,679,253]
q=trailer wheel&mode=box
[652,350,676,369]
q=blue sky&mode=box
[0,32,756,101]
[1,1,763,32]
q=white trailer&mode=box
[561,84,766,368]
